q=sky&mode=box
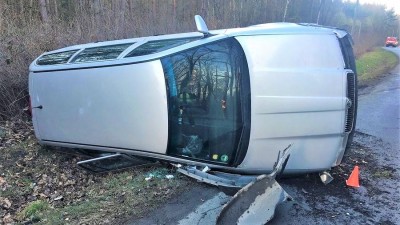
[350,0,400,14]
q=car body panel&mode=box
[30,61,169,154]
[235,34,347,171]
[29,23,356,174]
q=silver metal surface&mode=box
[30,21,353,174]
[235,34,348,172]
[194,15,210,36]
[31,60,169,154]
[319,171,334,185]
[176,166,258,189]
[217,146,292,224]
[77,153,122,164]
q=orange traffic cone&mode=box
[346,165,360,188]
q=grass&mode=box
[18,200,49,222]
[356,48,399,84]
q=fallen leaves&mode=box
[0,176,6,186]
[0,120,189,225]
[0,197,12,209]
[0,120,34,149]
[2,213,13,224]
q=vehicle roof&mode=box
[30,22,347,72]
[46,23,341,53]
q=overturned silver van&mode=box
[29,20,357,175]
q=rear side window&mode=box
[125,37,200,57]
[71,43,134,63]
[36,50,78,65]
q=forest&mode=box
[0,0,398,120]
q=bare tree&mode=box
[351,0,359,34]
[38,0,49,23]
[316,0,325,24]
[283,0,290,22]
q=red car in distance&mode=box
[385,37,398,47]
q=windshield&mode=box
[161,38,250,165]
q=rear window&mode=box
[36,50,78,65]
[71,43,134,63]
[125,37,200,57]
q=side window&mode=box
[125,37,200,57]
[161,38,249,165]
[36,50,78,65]
[71,43,134,63]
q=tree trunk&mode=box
[351,0,359,34]
[93,0,102,40]
[53,0,58,19]
[173,0,176,27]
[38,0,49,23]
[29,0,34,22]
[316,0,325,25]
[283,0,290,22]
[264,0,268,22]
[119,0,127,37]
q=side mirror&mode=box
[195,15,211,37]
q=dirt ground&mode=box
[0,122,194,225]
[273,131,399,225]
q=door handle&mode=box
[33,105,43,109]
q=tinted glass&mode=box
[161,38,248,165]
[71,43,134,63]
[125,37,200,57]
[36,50,78,65]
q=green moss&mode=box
[356,48,398,84]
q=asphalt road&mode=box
[357,47,400,150]
[127,47,400,225]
